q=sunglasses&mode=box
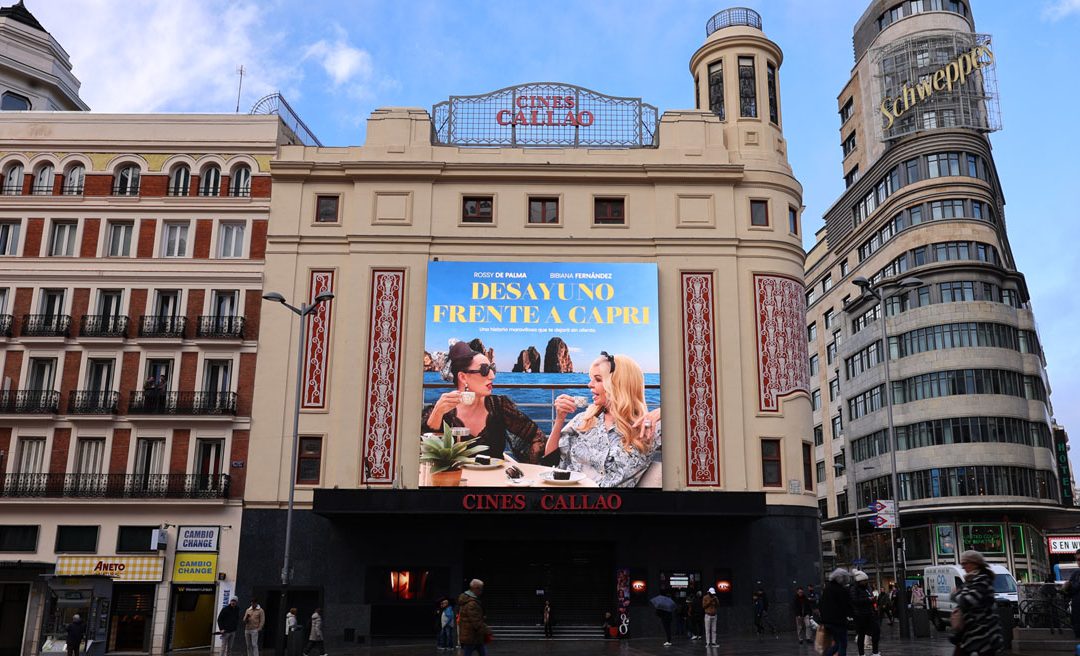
[600,351,616,373]
[462,364,494,376]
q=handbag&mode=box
[949,608,964,632]
[814,625,830,655]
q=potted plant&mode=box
[420,423,488,486]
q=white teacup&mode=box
[460,391,476,406]
[572,396,588,408]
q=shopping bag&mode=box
[814,625,830,655]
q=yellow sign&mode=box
[172,553,219,583]
[56,556,165,582]
[879,44,994,129]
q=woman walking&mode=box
[820,569,854,656]
[951,550,1004,656]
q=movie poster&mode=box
[421,261,661,488]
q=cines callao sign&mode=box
[879,43,993,130]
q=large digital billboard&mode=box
[420,261,661,488]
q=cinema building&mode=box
[806,0,1073,585]
[0,109,313,655]
[238,7,817,646]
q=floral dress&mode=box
[558,412,659,487]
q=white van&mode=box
[924,564,1018,630]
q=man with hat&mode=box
[702,586,719,646]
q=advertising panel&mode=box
[177,526,220,552]
[422,261,660,488]
[172,554,219,583]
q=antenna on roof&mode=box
[235,65,245,113]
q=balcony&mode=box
[69,390,119,415]
[80,314,129,338]
[139,315,186,338]
[128,390,237,416]
[196,315,245,339]
[21,314,71,337]
[0,473,230,499]
[0,314,11,336]
[0,390,60,413]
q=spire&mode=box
[0,1,47,33]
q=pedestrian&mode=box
[655,597,674,646]
[753,585,778,639]
[217,598,240,656]
[65,614,86,656]
[602,611,618,639]
[1061,548,1080,637]
[793,586,814,645]
[542,600,554,638]
[807,583,820,618]
[910,582,925,610]
[285,607,300,653]
[702,587,719,646]
[305,608,326,656]
[850,571,881,656]
[688,590,702,640]
[457,579,492,656]
[242,599,265,656]
[877,585,894,626]
[674,598,687,638]
[437,599,455,650]
[820,569,854,656]
[951,550,1004,656]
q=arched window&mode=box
[2,163,24,195]
[229,165,251,197]
[63,165,85,195]
[199,166,221,197]
[113,164,140,196]
[168,165,190,196]
[32,164,54,195]
[0,92,30,111]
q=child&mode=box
[436,598,455,651]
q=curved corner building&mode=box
[806,0,1072,584]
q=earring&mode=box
[464,383,470,392]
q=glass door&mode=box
[27,358,56,390]
[98,290,123,334]
[212,290,238,334]
[195,439,224,490]
[13,438,45,494]
[133,438,164,493]
[203,360,231,411]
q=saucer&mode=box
[462,458,504,470]
[539,471,585,485]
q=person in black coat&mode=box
[850,571,880,656]
[217,598,241,656]
[65,615,86,656]
[819,569,854,656]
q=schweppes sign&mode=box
[880,43,994,130]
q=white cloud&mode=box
[1043,0,1080,20]
[303,30,373,87]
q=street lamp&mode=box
[262,289,334,652]
[849,274,922,640]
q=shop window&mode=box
[116,526,156,553]
[1010,525,1026,555]
[961,524,1005,555]
[750,199,768,226]
[296,437,323,484]
[0,525,38,551]
[528,197,559,224]
[904,526,932,561]
[316,195,340,223]
[761,439,782,487]
[365,566,447,603]
[461,196,493,224]
[56,526,98,553]
[936,525,957,556]
[593,198,625,225]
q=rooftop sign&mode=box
[432,82,658,149]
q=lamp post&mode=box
[849,275,922,640]
[262,289,333,653]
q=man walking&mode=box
[242,599,265,656]
[457,579,491,656]
[793,586,814,644]
[217,598,240,656]
[850,571,881,656]
[702,587,719,646]
[65,614,86,656]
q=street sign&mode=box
[869,500,896,513]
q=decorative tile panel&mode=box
[302,270,335,409]
[361,269,406,484]
[755,273,810,412]
[681,272,719,486]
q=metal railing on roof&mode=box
[250,92,323,147]
[706,7,763,35]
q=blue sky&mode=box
[33,0,1080,459]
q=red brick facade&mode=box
[250,219,268,260]
[109,428,131,474]
[170,429,190,474]
[228,429,249,498]
[118,351,141,413]
[251,175,271,198]
[244,290,262,340]
[83,174,112,196]
[71,288,89,336]
[193,219,213,258]
[136,219,156,258]
[80,218,100,257]
[237,353,257,416]
[49,428,71,475]
[22,218,43,258]
[2,350,22,390]
[127,289,147,339]
[179,352,198,391]
[140,174,167,197]
[59,351,82,413]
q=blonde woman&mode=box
[545,352,660,487]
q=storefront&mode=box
[0,562,51,656]
[166,526,223,651]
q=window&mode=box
[116,526,156,553]
[0,91,30,111]
[940,281,975,303]
[528,197,559,224]
[14,437,45,474]
[218,222,245,258]
[230,165,252,197]
[49,221,77,256]
[750,200,768,226]
[461,196,493,224]
[63,164,84,195]
[818,498,828,519]
[812,389,822,411]
[0,526,37,552]
[844,166,859,188]
[910,0,924,13]
[829,377,840,402]
[32,164,53,195]
[297,436,323,484]
[0,221,19,255]
[836,491,849,516]
[814,424,824,446]
[3,163,23,194]
[162,222,189,257]
[168,165,190,196]
[761,439,782,487]
[832,413,843,437]
[56,526,98,553]
[840,260,849,276]
[106,221,133,257]
[708,61,725,120]
[842,132,857,157]
[766,62,779,124]
[738,56,757,118]
[823,308,835,328]
[788,206,798,235]
[316,195,340,223]
[807,288,816,307]
[904,158,920,184]
[803,442,813,492]
[927,152,961,178]
[807,322,817,342]
[839,98,854,124]
[199,166,221,196]
[817,461,827,485]
[113,164,140,195]
[809,354,820,377]
[826,341,837,365]
[594,198,625,225]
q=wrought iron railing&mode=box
[69,390,119,414]
[128,391,238,415]
[705,7,762,35]
[228,186,251,198]
[139,315,186,338]
[0,313,11,336]
[0,390,60,413]
[80,314,129,338]
[0,473,230,499]
[250,92,323,146]
[2,183,23,195]
[196,315,245,339]
[61,184,84,195]
[31,184,53,195]
[22,314,71,337]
